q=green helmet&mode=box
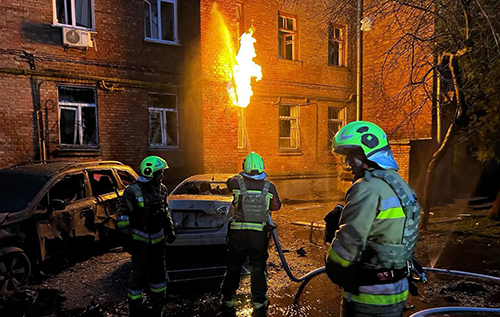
[140,156,168,178]
[242,152,265,174]
[333,121,388,158]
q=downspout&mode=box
[356,0,363,121]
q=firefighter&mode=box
[219,152,282,317]
[326,121,421,317]
[116,156,176,317]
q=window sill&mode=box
[149,146,180,151]
[278,150,302,156]
[277,58,303,66]
[328,64,348,69]
[144,38,181,46]
[54,146,101,157]
[51,23,95,32]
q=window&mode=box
[117,170,136,186]
[144,0,178,43]
[279,105,301,150]
[278,14,297,60]
[328,107,346,149]
[58,86,98,147]
[148,93,179,148]
[88,170,118,196]
[235,3,244,42]
[49,174,86,204]
[328,24,346,66]
[54,0,94,29]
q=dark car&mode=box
[0,161,137,295]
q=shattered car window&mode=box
[171,181,231,196]
[0,171,50,213]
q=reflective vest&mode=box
[119,183,168,244]
[366,170,421,268]
[231,175,272,231]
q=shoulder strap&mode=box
[129,183,143,197]
[262,180,270,196]
[370,170,417,220]
[236,174,248,195]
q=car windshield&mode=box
[171,181,232,196]
[0,171,50,213]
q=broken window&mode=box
[328,107,346,149]
[88,170,118,196]
[54,0,94,29]
[279,105,301,150]
[58,86,98,147]
[49,174,86,204]
[278,14,297,60]
[117,170,136,186]
[144,0,177,43]
[328,24,346,66]
[148,93,179,148]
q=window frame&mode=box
[143,0,179,45]
[52,0,95,30]
[278,13,298,61]
[278,105,301,151]
[328,107,346,150]
[148,93,180,149]
[57,86,99,148]
[328,23,347,67]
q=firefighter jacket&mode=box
[227,173,281,232]
[325,168,421,306]
[117,182,175,245]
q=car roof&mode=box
[0,161,128,177]
[182,173,236,182]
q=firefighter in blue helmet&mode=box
[219,152,282,317]
[326,121,421,317]
[117,156,176,317]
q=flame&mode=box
[229,30,262,108]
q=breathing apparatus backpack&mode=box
[367,170,422,269]
[233,175,270,223]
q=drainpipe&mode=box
[356,0,363,121]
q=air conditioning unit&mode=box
[62,27,93,48]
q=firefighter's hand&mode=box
[166,231,176,244]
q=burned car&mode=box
[168,173,234,246]
[166,174,235,281]
[0,161,137,294]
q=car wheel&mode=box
[0,250,31,295]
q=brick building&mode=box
[0,0,203,186]
[200,0,358,197]
[0,0,434,198]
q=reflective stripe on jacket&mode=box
[326,169,418,305]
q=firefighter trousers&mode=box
[221,229,269,308]
[128,241,166,306]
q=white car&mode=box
[167,173,235,246]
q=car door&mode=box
[36,172,95,260]
[87,169,120,232]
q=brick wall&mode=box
[200,0,357,196]
[0,0,202,188]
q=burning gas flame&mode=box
[228,29,262,108]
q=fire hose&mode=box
[269,215,500,313]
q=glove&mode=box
[325,260,360,295]
[166,230,176,244]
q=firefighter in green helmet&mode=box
[219,152,281,317]
[326,121,421,317]
[116,156,176,317]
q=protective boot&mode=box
[150,304,164,317]
[128,298,144,317]
[252,306,267,317]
